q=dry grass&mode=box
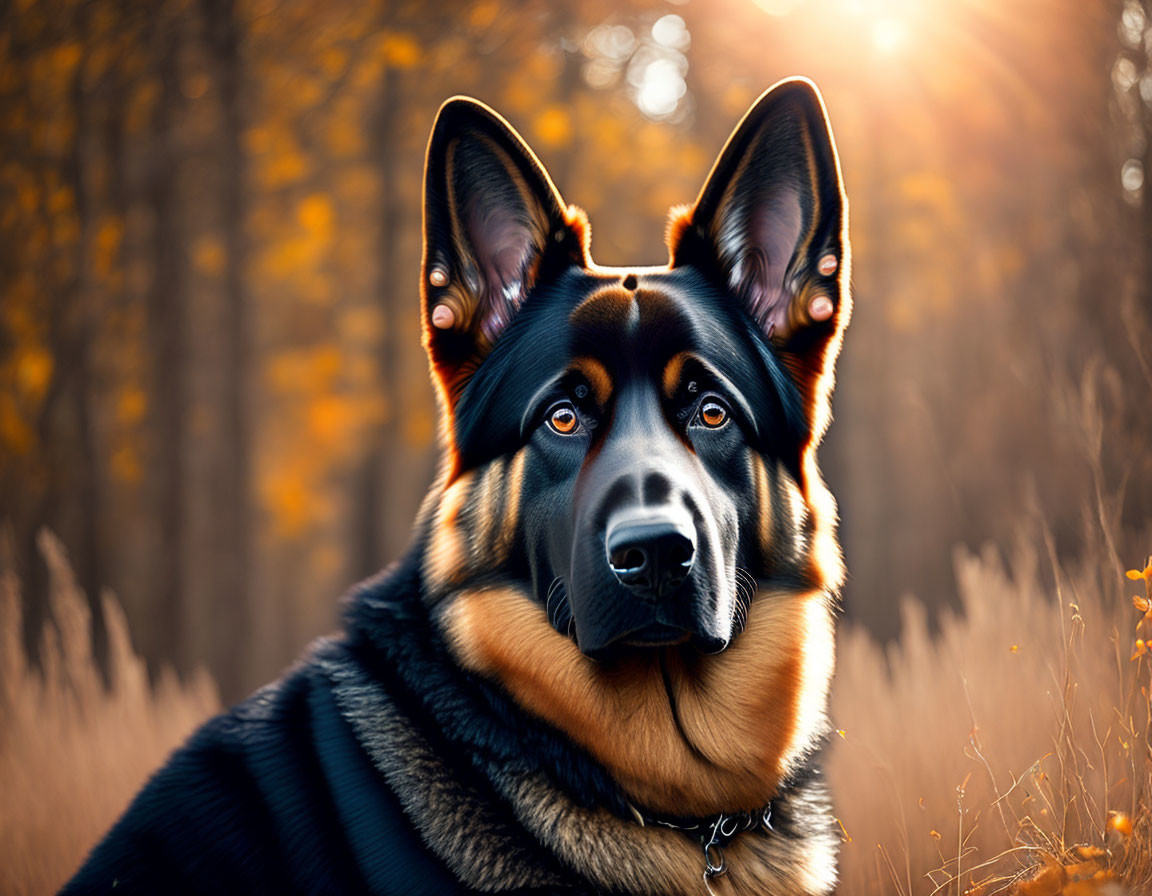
[829,530,1152,895]
[828,348,1152,896]
[0,532,219,896]
[3,521,1150,893]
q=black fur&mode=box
[64,79,849,895]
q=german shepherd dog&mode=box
[65,77,849,896]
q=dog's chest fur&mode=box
[331,578,839,896]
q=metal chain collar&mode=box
[640,802,775,881]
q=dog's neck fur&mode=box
[338,551,839,895]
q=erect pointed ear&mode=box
[667,78,850,440]
[422,96,589,412]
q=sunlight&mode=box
[634,57,688,118]
[580,14,691,121]
[871,15,909,53]
[836,0,917,55]
[751,0,806,15]
[749,0,921,58]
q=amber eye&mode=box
[548,402,579,435]
[698,400,729,428]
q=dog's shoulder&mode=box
[60,636,473,895]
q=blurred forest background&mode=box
[2,0,1151,702]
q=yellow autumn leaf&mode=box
[319,47,347,79]
[259,148,308,188]
[1127,557,1152,581]
[17,347,53,400]
[532,106,573,149]
[192,236,226,276]
[379,33,421,69]
[110,444,142,483]
[297,194,334,239]
[403,407,434,448]
[1108,812,1132,837]
[51,43,83,76]
[115,387,147,425]
[94,216,124,278]
[0,393,33,454]
[260,469,311,538]
[469,1,499,29]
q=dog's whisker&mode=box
[731,567,758,636]
[545,578,576,639]
[545,576,564,623]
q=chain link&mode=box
[641,802,775,882]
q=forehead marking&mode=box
[570,286,639,328]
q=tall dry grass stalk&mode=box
[0,532,219,896]
[829,532,1151,895]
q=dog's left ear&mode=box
[668,78,850,439]
[422,97,589,413]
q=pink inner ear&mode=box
[466,199,537,342]
[725,188,803,334]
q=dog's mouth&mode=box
[546,577,738,659]
[621,621,692,648]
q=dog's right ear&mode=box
[421,97,589,415]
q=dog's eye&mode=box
[697,400,729,429]
[548,402,580,435]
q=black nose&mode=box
[606,516,696,598]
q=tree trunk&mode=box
[146,14,188,672]
[202,0,251,700]
[67,7,108,669]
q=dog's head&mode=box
[419,79,849,815]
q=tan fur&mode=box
[424,450,532,586]
[751,452,774,560]
[440,583,834,817]
[495,449,527,564]
[777,462,809,554]
[501,772,837,896]
[663,203,694,263]
[330,645,839,896]
[570,284,638,327]
[423,471,475,589]
[571,356,614,407]
[469,456,504,558]
[563,204,592,261]
[800,453,846,592]
[661,351,691,400]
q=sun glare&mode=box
[751,0,806,15]
[750,0,917,57]
[871,16,909,53]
